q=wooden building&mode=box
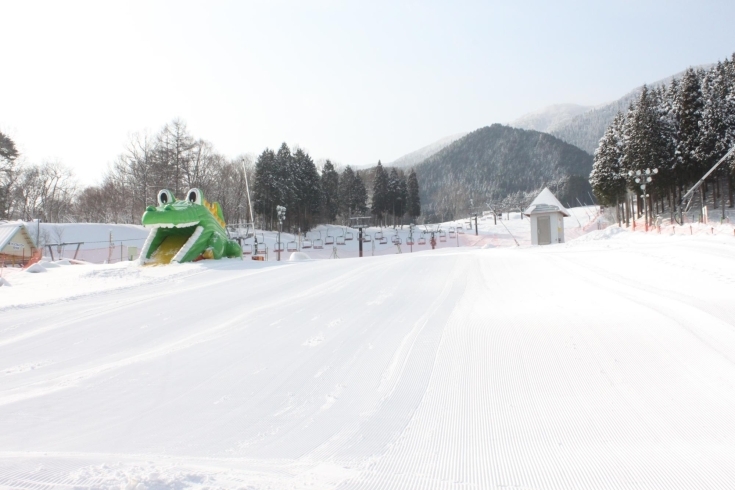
[0,222,37,266]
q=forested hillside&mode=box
[547,66,713,154]
[510,103,592,134]
[414,124,593,221]
[590,57,735,227]
[389,133,467,168]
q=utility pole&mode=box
[276,205,286,261]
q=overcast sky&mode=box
[2,0,734,184]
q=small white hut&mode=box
[523,188,570,245]
[0,221,37,266]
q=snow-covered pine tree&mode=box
[673,68,705,183]
[590,112,627,212]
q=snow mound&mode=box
[67,463,215,490]
[0,277,10,287]
[289,252,311,261]
[481,243,496,249]
[570,226,627,243]
[55,259,74,266]
[40,261,61,268]
[25,263,47,273]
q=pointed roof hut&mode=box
[523,188,570,245]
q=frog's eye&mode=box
[186,188,203,205]
[157,189,175,206]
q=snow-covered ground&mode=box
[2,208,735,488]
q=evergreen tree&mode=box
[699,61,733,165]
[673,68,705,181]
[252,148,279,227]
[407,169,421,219]
[320,160,339,223]
[397,174,408,219]
[590,112,627,206]
[351,173,368,215]
[371,161,389,223]
[623,86,673,193]
[387,167,401,222]
[338,166,356,217]
[275,142,295,215]
[292,148,322,230]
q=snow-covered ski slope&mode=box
[2,213,735,488]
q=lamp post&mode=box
[276,205,286,261]
[629,168,658,231]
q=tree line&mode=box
[252,146,420,232]
[0,119,422,230]
[590,55,735,225]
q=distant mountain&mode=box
[513,65,714,155]
[389,132,468,168]
[414,124,593,221]
[510,103,592,134]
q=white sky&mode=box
[2,0,734,185]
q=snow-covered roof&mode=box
[523,188,571,217]
[0,221,35,249]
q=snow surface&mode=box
[2,208,735,488]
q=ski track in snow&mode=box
[2,227,735,488]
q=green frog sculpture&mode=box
[140,188,242,265]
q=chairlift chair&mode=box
[362,233,372,243]
[302,239,312,249]
[418,235,426,245]
[325,234,335,245]
[242,243,253,255]
[392,235,402,245]
[345,231,354,241]
[287,240,298,252]
[313,238,324,249]
[255,242,268,255]
[406,236,414,245]
[458,226,465,234]
[439,231,447,242]
[379,235,388,244]
[375,230,384,240]
[274,242,285,252]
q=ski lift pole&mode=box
[486,203,519,246]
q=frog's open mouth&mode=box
[140,222,203,265]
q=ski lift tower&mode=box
[350,216,371,258]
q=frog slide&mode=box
[139,188,242,265]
